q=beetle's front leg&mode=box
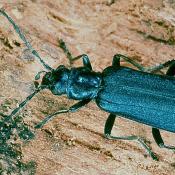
[35,99,91,129]
[59,39,92,70]
[104,113,158,160]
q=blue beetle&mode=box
[1,9,175,160]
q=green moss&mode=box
[0,101,36,174]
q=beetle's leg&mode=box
[152,128,175,150]
[35,99,91,129]
[59,39,92,70]
[59,39,73,65]
[113,54,175,74]
[72,54,92,70]
[146,60,175,73]
[0,9,53,71]
[166,61,175,76]
[112,54,145,71]
[106,0,116,5]
[105,114,158,160]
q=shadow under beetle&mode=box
[1,9,175,160]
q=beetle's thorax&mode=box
[66,67,102,100]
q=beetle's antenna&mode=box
[0,85,45,128]
[59,39,74,66]
[0,9,53,71]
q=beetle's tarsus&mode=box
[105,114,158,160]
[59,39,92,69]
[152,127,175,151]
[58,39,74,66]
[150,152,159,161]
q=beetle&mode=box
[0,9,175,160]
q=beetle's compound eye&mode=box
[41,72,52,86]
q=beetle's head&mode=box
[41,65,70,95]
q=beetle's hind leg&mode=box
[59,39,92,70]
[152,128,175,150]
[105,113,158,160]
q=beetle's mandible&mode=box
[1,9,175,160]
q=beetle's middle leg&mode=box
[59,39,92,70]
[112,54,145,71]
[104,113,158,160]
[145,60,175,73]
[112,54,175,73]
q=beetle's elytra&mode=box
[1,9,175,160]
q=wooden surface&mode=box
[0,0,175,174]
